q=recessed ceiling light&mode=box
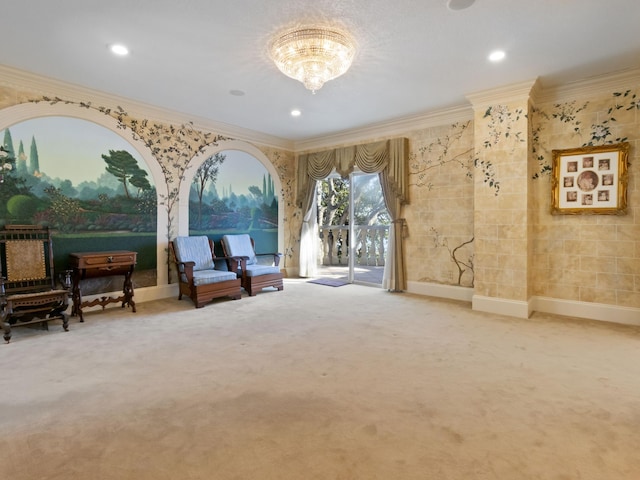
[110,44,129,56]
[488,50,506,62]
[291,109,302,117]
[229,89,245,96]
[447,0,475,11]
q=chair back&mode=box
[221,234,257,265]
[0,225,57,295]
[172,236,215,271]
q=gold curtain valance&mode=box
[296,137,409,207]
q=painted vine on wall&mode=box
[409,121,475,190]
[264,148,299,268]
[30,96,230,281]
[408,115,516,286]
[531,89,639,179]
[430,227,474,287]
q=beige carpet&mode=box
[1,279,639,479]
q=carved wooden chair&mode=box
[220,234,283,297]
[0,225,72,343]
[170,235,242,308]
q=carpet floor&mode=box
[1,279,639,479]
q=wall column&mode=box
[467,80,540,318]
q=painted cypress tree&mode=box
[17,140,28,176]
[262,174,267,204]
[3,129,15,158]
[269,174,274,203]
[29,136,40,175]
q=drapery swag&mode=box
[296,138,409,291]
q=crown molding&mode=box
[465,78,540,111]
[535,67,640,104]
[294,104,473,152]
[0,64,294,152]
[5,62,638,157]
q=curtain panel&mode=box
[296,137,409,291]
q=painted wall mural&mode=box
[188,149,278,255]
[405,121,476,287]
[1,117,158,292]
[532,90,640,179]
[0,95,297,285]
[530,87,639,308]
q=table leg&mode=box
[122,267,136,312]
[71,270,84,322]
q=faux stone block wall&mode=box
[404,121,476,287]
[530,87,639,308]
[471,101,532,302]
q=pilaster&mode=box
[467,79,539,318]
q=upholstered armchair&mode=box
[220,234,283,297]
[170,236,242,308]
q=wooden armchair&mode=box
[0,225,72,343]
[170,236,242,308]
[221,234,283,297]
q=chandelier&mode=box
[269,26,356,94]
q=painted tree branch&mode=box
[431,227,474,287]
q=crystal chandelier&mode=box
[269,26,356,94]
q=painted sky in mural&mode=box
[8,116,149,184]
[203,149,270,197]
[9,118,270,198]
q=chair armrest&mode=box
[177,261,196,281]
[256,252,283,266]
[225,256,249,274]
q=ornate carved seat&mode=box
[170,235,242,308]
[221,234,284,297]
[0,225,72,343]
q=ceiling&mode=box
[2,0,640,145]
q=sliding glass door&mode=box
[317,172,389,286]
[349,173,389,285]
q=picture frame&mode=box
[551,142,630,215]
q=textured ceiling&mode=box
[1,0,639,143]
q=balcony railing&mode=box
[318,225,389,267]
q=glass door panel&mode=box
[350,173,389,286]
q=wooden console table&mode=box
[69,251,137,322]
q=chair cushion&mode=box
[222,234,257,265]
[173,236,214,271]
[191,269,238,286]
[245,264,281,277]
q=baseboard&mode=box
[532,296,640,326]
[406,281,473,302]
[472,295,531,319]
[407,282,639,325]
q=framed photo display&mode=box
[551,142,629,215]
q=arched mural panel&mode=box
[179,141,283,258]
[188,149,278,254]
[1,114,161,293]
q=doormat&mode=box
[308,278,349,287]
